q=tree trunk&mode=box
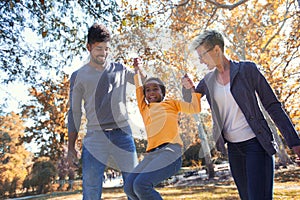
[172,71,215,178]
[194,114,215,178]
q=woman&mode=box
[182,30,300,200]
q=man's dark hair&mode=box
[143,77,166,100]
[87,23,111,44]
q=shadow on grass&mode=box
[158,185,239,200]
[274,168,300,183]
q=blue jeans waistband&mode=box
[147,143,170,152]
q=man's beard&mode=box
[92,55,106,66]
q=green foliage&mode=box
[0,0,122,84]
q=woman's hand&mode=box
[182,74,195,92]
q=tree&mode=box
[20,73,69,161]
[169,0,300,166]
[0,112,31,198]
[57,155,69,191]
[183,142,202,167]
[1,1,299,188]
[0,0,122,84]
[218,0,300,165]
[23,157,57,194]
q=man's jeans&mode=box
[228,137,274,200]
[124,143,182,200]
[82,126,138,200]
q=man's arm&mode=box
[66,72,82,168]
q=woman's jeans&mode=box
[227,137,275,200]
[82,126,138,200]
[124,143,182,200]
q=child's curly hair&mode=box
[143,77,166,100]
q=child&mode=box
[124,64,201,200]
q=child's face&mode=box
[144,81,163,103]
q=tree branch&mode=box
[206,0,249,10]
[174,0,190,7]
[262,1,292,52]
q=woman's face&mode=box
[196,45,218,70]
[144,80,163,103]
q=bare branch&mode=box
[262,1,292,52]
[206,0,249,10]
[174,0,190,7]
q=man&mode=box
[67,23,145,200]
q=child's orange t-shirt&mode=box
[134,74,201,152]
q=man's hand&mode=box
[182,74,195,90]
[133,58,142,73]
[67,147,79,168]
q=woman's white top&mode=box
[214,81,256,143]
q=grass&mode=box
[157,185,240,200]
[18,167,300,200]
